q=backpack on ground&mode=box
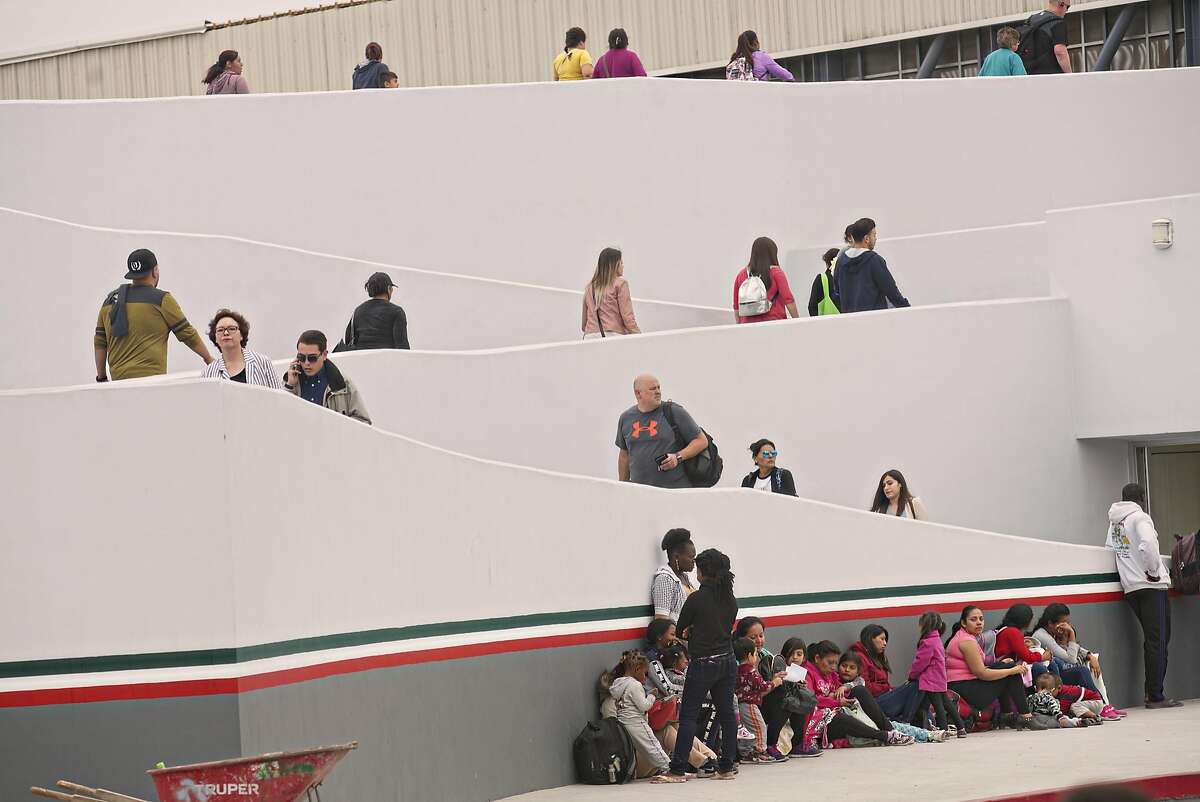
[737,269,773,317]
[1016,11,1063,73]
[1170,530,1200,594]
[572,718,636,785]
[726,56,754,81]
[662,401,723,487]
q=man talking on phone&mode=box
[283,329,372,425]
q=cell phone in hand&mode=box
[655,453,669,466]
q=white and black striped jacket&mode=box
[201,348,284,389]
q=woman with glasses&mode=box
[740,438,797,496]
[200,308,283,388]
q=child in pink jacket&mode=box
[908,611,965,736]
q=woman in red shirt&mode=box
[992,604,1049,666]
[733,237,799,324]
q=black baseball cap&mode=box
[125,248,158,279]
[365,271,397,295]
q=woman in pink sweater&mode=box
[908,611,965,736]
[946,605,1034,729]
[582,247,640,339]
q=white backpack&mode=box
[738,269,772,316]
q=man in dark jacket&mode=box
[341,271,410,350]
[831,218,911,314]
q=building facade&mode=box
[2,0,1196,99]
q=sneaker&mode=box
[788,745,824,758]
[746,752,775,764]
[696,760,717,779]
[945,725,958,737]
[1145,698,1184,709]
[764,746,789,762]
[926,729,947,743]
[885,730,916,746]
[736,725,755,740]
[956,727,967,739]
[1099,705,1124,720]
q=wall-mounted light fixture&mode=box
[1152,218,1173,249]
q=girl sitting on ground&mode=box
[608,651,673,780]
[839,653,942,743]
[644,619,683,700]
[908,611,966,737]
[805,641,915,747]
[766,637,822,758]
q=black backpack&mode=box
[1016,11,1063,73]
[573,719,637,785]
[662,401,723,488]
[1170,530,1200,595]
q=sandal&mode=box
[651,773,687,783]
[714,772,737,781]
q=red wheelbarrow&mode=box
[32,742,357,802]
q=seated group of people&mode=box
[597,529,1122,783]
[94,249,412,426]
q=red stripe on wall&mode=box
[0,591,1124,708]
[973,770,1200,802]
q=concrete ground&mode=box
[506,702,1200,802]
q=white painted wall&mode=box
[1,71,1195,309]
[0,209,727,389]
[0,378,1117,658]
[1048,193,1200,439]
[335,297,1129,546]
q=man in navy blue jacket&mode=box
[831,218,911,313]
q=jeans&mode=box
[670,652,738,775]
[1032,657,1101,696]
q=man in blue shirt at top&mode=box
[831,218,911,314]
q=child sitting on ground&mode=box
[908,611,966,738]
[735,636,784,763]
[1029,673,1092,728]
[839,652,944,744]
[608,651,675,780]
[1040,672,1108,721]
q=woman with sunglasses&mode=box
[200,308,283,388]
[740,438,797,496]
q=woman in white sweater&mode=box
[870,469,928,520]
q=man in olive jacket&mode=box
[283,329,371,425]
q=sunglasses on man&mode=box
[295,353,322,363]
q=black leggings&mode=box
[949,676,1030,716]
[825,686,893,743]
[761,686,808,749]
[914,690,964,729]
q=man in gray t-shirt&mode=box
[615,374,707,489]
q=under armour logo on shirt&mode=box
[631,420,658,438]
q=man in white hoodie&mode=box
[1106,483,1182,709]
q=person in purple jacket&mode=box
[727,31,794,82]
[593,29,648,78]
[202,50,249,95]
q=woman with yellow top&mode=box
[553,27,593,80]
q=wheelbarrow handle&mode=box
[31,788,100,802]
[55,783,150,802]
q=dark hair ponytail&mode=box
[730,30,759,68]
[694,548,735,602]
[608,28,629,49]
[203,50,239,85]
[564,27,586,55]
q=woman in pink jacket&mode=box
[582,247,640,338]
[804,641,915,748]
[908,611,965,736]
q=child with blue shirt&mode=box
[979,27,1027,76]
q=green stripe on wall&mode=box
[0,572,1118,680]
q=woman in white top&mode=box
[200,308,284,389]
[870,469,928,520]
[582,246,641,339]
